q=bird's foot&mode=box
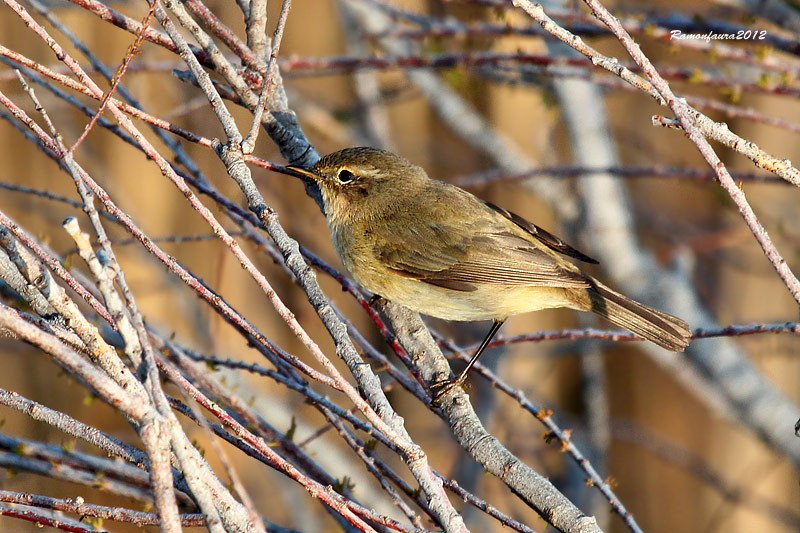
[429,375,467,406]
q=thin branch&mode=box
[0,490,206,528]
[509,0,800,187]
[576,0,800,305]
[69,1,156,152]
[242,0,293,153]
[476,322,800,349]
[0,504,101,533]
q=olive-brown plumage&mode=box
[287,147,690,389]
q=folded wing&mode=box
[375,217,591,292]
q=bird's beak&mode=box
[282,165,320,182]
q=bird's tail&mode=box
[571,279,691,351]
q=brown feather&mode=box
[569,279,691,351]
[375,219,590,291]
[483,200,599,264]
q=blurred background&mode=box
[0,0,799,531]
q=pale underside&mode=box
[361,273,581,321]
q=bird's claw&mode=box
[429,376,466,406]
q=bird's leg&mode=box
[431,319,506,402]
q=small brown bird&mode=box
[286,147,691,394]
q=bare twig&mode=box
[242,0,293,153]
[0,490,206,528]
[69,1,156,152]
[576,0,800,305]
[509,0,800,187]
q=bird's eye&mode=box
[337,169,356,183]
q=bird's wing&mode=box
[374,217,591,292]
[483,201,599,264]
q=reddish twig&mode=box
[69,1,156,152]
[0,490,206,527]
[153,350,398,531]
[465,322,800,351]
[64,0,213,66]
[0,506,100,533]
